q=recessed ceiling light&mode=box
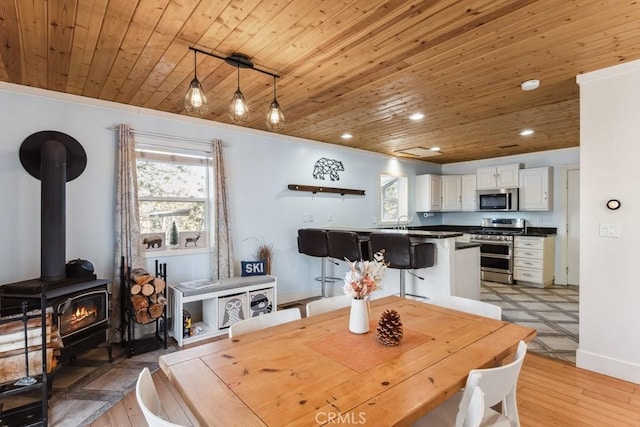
[341,133,353,139]
[521,79,540,91]
[430,147,441,151]
[409,113,425,121]
[519,129,534,136]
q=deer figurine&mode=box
[185,233,201,247]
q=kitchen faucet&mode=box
[396,215,409,230]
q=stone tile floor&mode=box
[2,343,177,426]
[481,281,579,364]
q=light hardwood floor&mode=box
[90,352,640,427]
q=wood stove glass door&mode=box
[58,290,109,338]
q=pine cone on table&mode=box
[376,309,403,346]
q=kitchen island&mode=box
[304,227,480,300]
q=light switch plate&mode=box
[599,222,620,237]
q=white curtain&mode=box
[112,124,143,342]
[211,139,234,279]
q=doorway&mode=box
[567,168,580,285]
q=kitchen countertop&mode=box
[310,227,463,239]
[521,227,557,237]
[410,225,557,236]
[455,242,481,250]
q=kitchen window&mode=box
[379,173,408,224]
[136,143,213,251]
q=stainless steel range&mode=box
[470,218,526,284]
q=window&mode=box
[379,173,408,224]
[136,144,213,250]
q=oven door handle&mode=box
[470,240,513,246]
[480,254,512,260]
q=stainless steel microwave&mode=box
[477,188,519,211]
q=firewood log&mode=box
[135,275,153,286]
[0,326,52,353]
[153,277,166,294]
[157,295,167,305]
[0,348,54,383]
[135,308,152,324]
[130,284,142,295]
[130,267,149,278]
[141,283,155,296]
[0,313,52,335]
[149,303,164,319]
[149,294,157,304]
[131,295,149,311]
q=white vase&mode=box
[349,298,369,334]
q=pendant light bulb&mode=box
[266,76,285,131]
[228,66,249,123]
[184,51,208,115]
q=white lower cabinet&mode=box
[513,236,555,287]
[169,275,277,347]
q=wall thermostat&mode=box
[606,199,621,210]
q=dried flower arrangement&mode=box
[343,250,387,299]
[254,242,274,275]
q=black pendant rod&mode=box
[189,47,280,79]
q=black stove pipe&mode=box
[40,140,67,280]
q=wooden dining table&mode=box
[159,296,535,426]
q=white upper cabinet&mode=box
[519,167,553,211]
[476,163,521,189]
[441,175,462,211]
[461,174,477,211]
[415,174,442,212]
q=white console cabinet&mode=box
[169,275,277,347]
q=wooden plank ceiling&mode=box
[1,0,639,164]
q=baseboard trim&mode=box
[576,348,640,384]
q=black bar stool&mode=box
[297,229,340,297]
[326,230,370,263]
[369,233,435,298]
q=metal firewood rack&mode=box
[120,258,168,357]
[0,292,49,426]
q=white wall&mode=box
[441,148,580,283]
[0,83,441,303]
[576,60,640,384]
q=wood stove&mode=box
[0,131,111,363]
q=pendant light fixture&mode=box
[184,50,208,115]
[266,76,285,131]
[228,65,249,124]
[184,47,284,131]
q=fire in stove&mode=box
[71,305,97,323]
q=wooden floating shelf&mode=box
[288,184,365,196]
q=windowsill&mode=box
[142,247,211,258]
